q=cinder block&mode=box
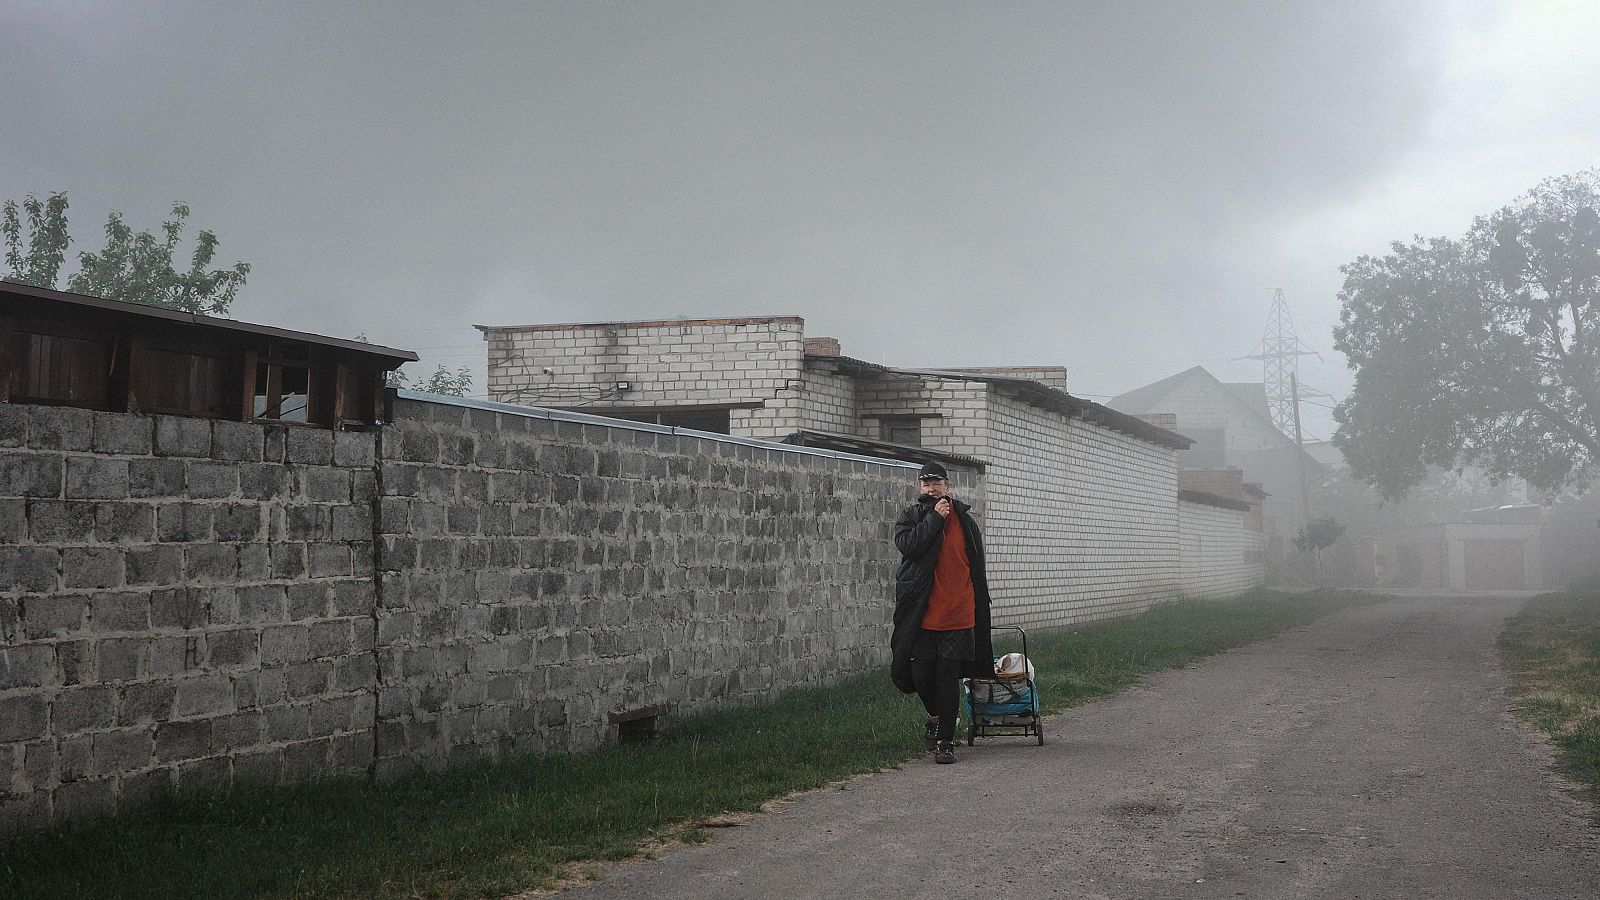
[206,629,259,669]
[53,685,117,733]
[90,592,148,632]
[91,412,153,455]
[95,637,148,681]
[55,639,94,686]
[307,544,351,579]
[0,546,59,592]
[260,625,310,665]
[213,504,263,542]
[175,674,236,717]
[91,728,150,779]
[93,502,155,542]
[185,462,239,499]
[149,588,206,629]
[286,429,334,466]
[65,457,129,500]
[265,705,310,742]
[27,406,93,451]
[211,420,264,462]
[0,693,49,741]
[118,680,177,726]
[129,458,186,497]
[238,463,292,500]
[333,431,375,467]
[22,593,88,639]
[154,416,212,457]
[183,544,237,582]
[156,502,213,542]
[27,499,96,542]
[0,404,27,448]
[237,585,287,624]
[0,498,24,542]
[286,583,328,621]
[124,545,182,586]
[269,543,306,580]
[63,546,124,590]
[153,719,212,763]
[211,709,265,751]
[0,453,62,497]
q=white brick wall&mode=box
[1178,499,1266,598]
[982,390,1182,629]
[483,319,806,432]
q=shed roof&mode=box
[2,282,417,364]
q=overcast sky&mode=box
[6,1,1600,439]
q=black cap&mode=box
[917,462,949,481]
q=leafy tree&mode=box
[356,334,472,398]
[390,364,473,397]
[69,202,249,315]
[1333,169,1600,499]
[2,192,71,288]
[1293,514,1345,583]
[2,191,249,315]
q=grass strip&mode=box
[2,588,1365,899]
[1498,591,1600,793]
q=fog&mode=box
[5,1,1600,443]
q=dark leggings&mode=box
[911,654,962,742]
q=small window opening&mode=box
[617,716,660,743]
[254,354,312,423]
[610,703,670,743]
[880,416,923,446]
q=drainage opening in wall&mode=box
[610,704,671,743]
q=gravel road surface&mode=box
[566,595,1600,899]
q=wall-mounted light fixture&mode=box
[615,381,632,393]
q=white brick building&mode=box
[1108,366,1321,580]
[478,317,1264,626]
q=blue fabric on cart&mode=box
[967,677,1036,717]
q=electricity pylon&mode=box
[1242,288,1319,439]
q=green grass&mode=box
[1499,591,1600,792]
[1,589,1366,899]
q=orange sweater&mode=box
[921,511,975,630]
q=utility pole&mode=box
[1291,371,1310,523]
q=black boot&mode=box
[935,741,957,764]
[923,717,939,752]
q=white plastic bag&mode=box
[995,652,1035,680]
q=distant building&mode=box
[474,316,1264,627]
[1108,365,1320,579]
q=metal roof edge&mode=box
[393,390,919,470]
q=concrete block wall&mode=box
[482,318,808,441]
[984,392,1183,628]
[370,397,915,775]
[1178,499,1265,599]
[0,403,377,835]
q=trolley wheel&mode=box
[967,719,975,746]
[1036,723,1045,746]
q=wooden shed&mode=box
[1,282,416,428]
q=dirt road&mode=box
[567,596,1600,899]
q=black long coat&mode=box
[889,493,994,694]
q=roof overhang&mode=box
[2,282,417,366]
[782,429,987,471]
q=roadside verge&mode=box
[0,589,1370,899]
